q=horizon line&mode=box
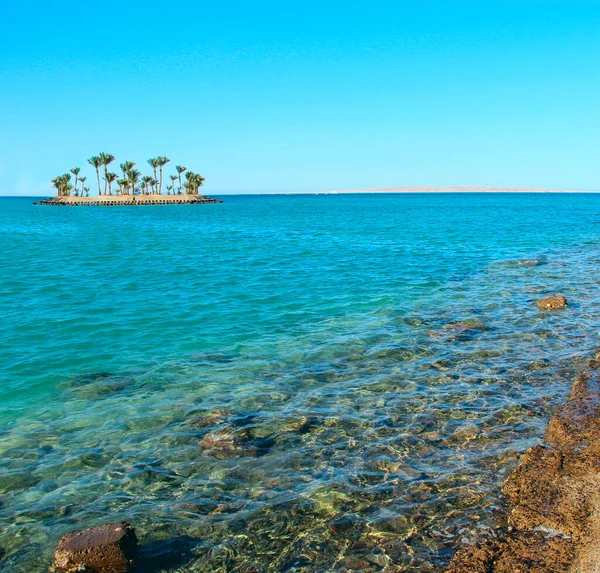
[3,185,600,197]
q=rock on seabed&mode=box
[51,522,137,573]
[536,295,568,310]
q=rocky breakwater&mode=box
[445,349,600,573]
[34,194,222,206]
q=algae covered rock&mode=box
[51,522,137,573]
[536,295,568,310]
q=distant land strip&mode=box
[319,186,591,194]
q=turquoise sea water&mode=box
[1,193,600,572]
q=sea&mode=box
[1,192,600,572]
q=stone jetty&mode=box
[35,194,222,206]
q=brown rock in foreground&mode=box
[51,522,137,573]
[536,295,568,310]
[445,351,600,573]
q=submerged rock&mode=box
[199,429,276,458]
[51,522,137,573]
[536,295,568,310]
[429,320,489,340]
[517,259,542,266]
[341,556,371,570]
[286,415,322,434]
[328,516,356,535]
[198,431,238,457]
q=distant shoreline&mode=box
[317,186,592,194]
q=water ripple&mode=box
[2,194,600,571]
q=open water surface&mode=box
[1,193,600,572]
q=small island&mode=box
[35,153,222,206]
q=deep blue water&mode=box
[1,193,600,572]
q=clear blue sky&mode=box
[1,0,599,195]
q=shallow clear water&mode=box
[1,193,600,572]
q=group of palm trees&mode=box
[51,153,206,197]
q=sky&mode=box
[1,0,599,195]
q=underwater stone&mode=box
[342,556,371,570]
[536,295,568,310]
[328,516,355,535]
[429,320,489,339]
[198,431,238,457]
[517,259,541,266]
[51,522,137,573]
[185,409,229,428]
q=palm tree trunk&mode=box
[159,167,163,195]
[96,168,102,195]
[103,168,109,195]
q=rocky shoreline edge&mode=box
[445,347,600,573]
[34,194,222,206]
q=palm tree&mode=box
[119,162,135,194]
[158,156,170,194]
[118,178,128,195]
[166,184,174,195]
[120,161,135,175]
[148,158,160,193]
[62,173,73,196]
[175,165,186,194]
[52,173,73,196]
[184,172,193,194]
[106,172,118,195]
[126,169,141,195]
[140,176,152,195]
[79,176,87,197]
[149,179,158,195]
[169,174,178,194]
[51,177,61,196]
[70,168,81,196]
[88,156,103,195]
[83,186,90,197]
[184,171,206,195]
[99,153,116,195]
